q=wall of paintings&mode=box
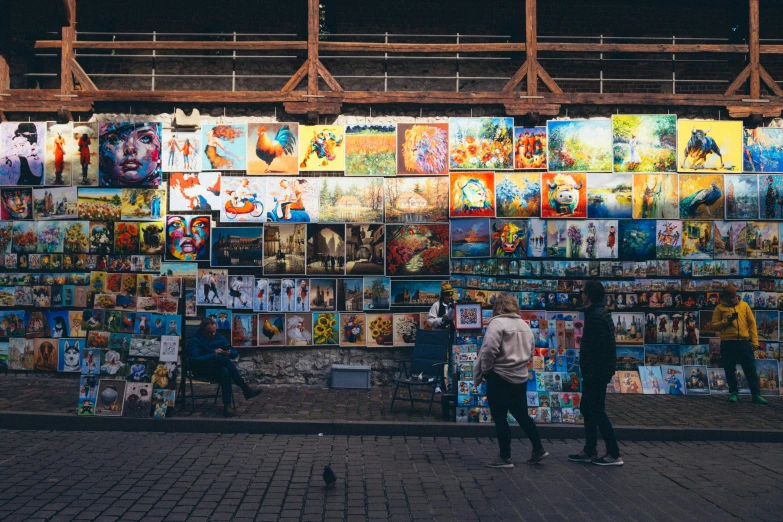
[0,116,782,418]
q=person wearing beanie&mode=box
[427,281,456,330]
[708,284,767,405]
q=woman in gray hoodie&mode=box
[474,292,548,468]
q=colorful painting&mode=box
[386,224,449,276]
[514,127,547,170]
[564,221,588,259]
[78,188,121,221]
[98,122,162,187]
[587,173,632,218]
[396,123,449,175]
[219,177,266,223]
[298,125,345,171]
[632,174,678,219]
[679,174,724,220]
[363,277,391,310]
[0,122,46,186]
[450,172,495,217]
[724,174,758,220]
[495,172,541,218]
[72,123,99,186]
[319,177,383,223]
[232,313,259,347]
[612,313,644,345]
[656,220,682,259]
[638,365,665,394]
[139,221,164,255]
[165,215,210,262]
[546,219,567,258]
[88,221,112,254]
[588,219,618,259]
[197,269,228,306]
[200,124,247,171]
[32,187,78,221]
[681,221,714,259]
[45,122,74,185]
[755,310,779,341]
[393,313,419,347]
[169,172,221,211]
[313,312,339,345]
[262,223,306,275]
[345,224,385,275]
[95,381,126,415]
[451,218,490,258]
[120,188,165,221]
[366,313,393,347]
[449,117,513,170]
[490,219,529,258]
[384,177,449,223]
[541,172,587,218]
[759,174,783,219]
[162,130,200,172]
[1,187,32,220]
[677,119,742,173]
[612,115,676,172]
[265,177,321,223]
[744,127,783,173]
[286,313,313,345]
[345,124,396,176]
[527,219,547,258]
[339,313,366,347]
[306,224,346,275]
[12,221,38,254]
[713,221,745,259]
[247,123,298,174]
[755,359,779,396]
[547,119,612,172]
[745,221,779,259]
[210,226,263,267]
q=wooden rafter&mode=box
[282,61,310,93]
[71,59,97,91]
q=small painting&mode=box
[547,119,612,172]
[285,313,313,346]
[122,382,153,418]
[393,313,419,347]
[366,313,394,347]
[339,313,366,347]
[495,172,541,218]
[113,222,139,255]
[612,115,676,172]
[265,177,321,223]
[219,177,266,223]
[11,221,38,254]
[491,219,529,258]
[744,127,783,173]
[197,268,227,306]
[73,123,100,186]
[587,173,632,218]
[247,122,298,174]
[33,187,78,221]
[345,124,396,176]
[546,219,567,258]
[57,340,81,372]
[138,221,164,255]
[724,174,758,220]
[306,224,346,275]
[232,313,258,347]
[451,218,490,258]
[618,220,655,260]
[227,275,254,310]
[390,280,441,307]
[200,124,247,171]
[755,310,779,341]
[95,381,126,416]
[169,172,221,211]
[33,338,58,371]
[165,215,210,262]
[455,303,482,330]
[257,314,285,346]
[656,220,682,259]
[681,221,714,259]
[120,188,166,221]
[337,279,364,312]
[384,177,449,223]
[162,130,200,172]
[450,172,496,217]
[363,277,391,310]
[660,365,686,395]
[541,172,587,218]
[612,313,644,345]
[45,122,75,185]
[298,125,345,171]
[713,221,745,259]
[210,226,263,267]
[638,365,665,394]
[99,122,162,187]
[618,371,643,394]
[0,122,46,186]
[309,279,336,311]
[759,174,783,219]
[679,174,724,220]
[615,346,645,371]
[262,223,306,275]
[1,187,33,220]
[386,224,449,276]
[319,177,383,223]
[345,224,385,275]
[78,188,121,221]
[632,173,678,219]
[449,117,514,170]
[755,359,779,396]
[313,312,339,345]
[677,119,742,173]
[514,127,547,170]
[396,123,449,175]
[745,221,778,259]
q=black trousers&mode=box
[195,357,245,405]
[580,377,620,458]
[485,372,543,459]
[721,340,761,395]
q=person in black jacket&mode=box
[569,280,623,466]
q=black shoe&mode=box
[568,451,595,463]
[591,454,624,466]
[526,448,549,465]
[223,407,238,418]
[243,387,263,400]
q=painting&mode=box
[339,313,366,347]
[384,177,449,223]
[495,172,541,218]
[95,381,126,416]
[546,219,567,258]
[724,174,758,220]
[363,277,391,310]
[677,119,742,172]
[612,313,644,345]
[449,117,513,170]
[138,221,164,255]
[679,174,724,219]
[759,174,783,219]
[99,122,162,187]
[319,177,383,223]
[78,188,121,221]
[755,310,779,341]
[345,124,396,176]
[247,122,298,174]
[200,124,247,171]
[165,215,210,262]
[298,125,345,171]
[309,279,336,311]
[12,221,37,254]
[345,224,385,275]
[547,119,612,172]
[366,313,394,347]
[390,280,441,307]
[713,221,745,259]
[745,222,779,259]
[197,269,227,306]
[565,221,588,259]
[386,224,449,276]
[337,279,364,312]
[491,219,529,258]
[72,123,99,186]
[396,122,449,175]
[313,312,339,345]
[514,127,547,170]
[586,173,632,219]
[612,115,676,172]
[265,177,321,223]
[227,276,254,310]
[455,303,482,330]
[210,226,263,267]
[306,224,346,275]
[120,188,166,221]
[393,313,419,347]
[219,177,266,223]
[112,221,139,254]
[32,187,78,221]
[541,172,587,218]
[744,127,783,173]
[169,172,221,211]
[232,313,258,347]
[632,174,678,219]
[45,122,74,185]
[162,130,200,172]
[756,359,779,396]
[681,221,714,260]
[587,219,618,259]
[0,122,46,186]
[618,220,655,260]
[656,220,682,259]
[1,188,32,220]
[450,172,495,217]
[262,223,306,275]
[451,218,490,258]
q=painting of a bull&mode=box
[543,173,585,217]
[682,126,723,170]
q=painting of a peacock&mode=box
[680,182,723,219]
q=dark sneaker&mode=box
[223,408,238,418]
[526,448,549,465]
[568,451,595,463]
[591,455,624,466]
[486,457,514,469]
[243,387,263,400]
[752,395,768,405]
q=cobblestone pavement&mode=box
[1,374,782,430]
[0,430,780,522]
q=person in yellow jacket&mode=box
[708,284,767,405]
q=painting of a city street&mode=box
[262,223,306,275]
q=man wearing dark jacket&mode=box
[569,280,623,466]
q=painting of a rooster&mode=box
[259,314,286,346]
[248,123,299,174]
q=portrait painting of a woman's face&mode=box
[99,123,162,187]
[165,215,210,261]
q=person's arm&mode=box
[710,305,730,330]
[745,303,759,346]
[427,302,443,328]
[474,321,503,386]
[186,336,216,362]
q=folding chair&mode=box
[180,356,235,413]
[390,329,450,415]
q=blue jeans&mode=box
[195,357,244,405]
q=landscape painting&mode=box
[514,127,547,170]
[210,227,264,268]
[679,174,724,220]
[632,173,678,219]
[541,173,587,218]
[724,174,758,220]
[246,123,298,174]
[743,127,783,173]
[713,221,746,259]
[390,280,442,307]
[384,177,449,223]
[386,224,449,276]
[495,173,541,218]
[448,117,514,170]
[319,177,383,223]
[677,119,742,173]
[451,218,491,258]
[345,124,396,176]
[587,173,632,218]
[396,123,449,175]
[200,124,247,171]
[547,119,612,172]
[611,114,676,172]
[298,125,345,171]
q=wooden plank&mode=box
[307,0,319,96]
[71,59,98,91]
[61,26,75,94]
[36,40,308,51]
[535,61,562,94]
[319,42,526,53]
[750,0,760,98]
[501,60,528,94]
[759,65,783,97]
[0,54,9,92]
[316,60,343,92]
[526,0,537,96]
[537,43,749,53]
[281,61,310,93]
[724,64,750,96]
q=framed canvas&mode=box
[45,122,75,186]
[495,173,541,218]
[99,122,162,187]
[200,124,247,171]
[455,303,482,330]
[345,124,396,176]
[298,125,345,171]
[679,174,724,220]
[396,123,449,175]
[449,117,513,170]
[541,173,587,218]
[514,127,547,170]
[319,177,383,223]
[0,122,46,186]
[384,176,449,223]
[72,122,100,186]
[162,129,200,173]
[450,172,495,218]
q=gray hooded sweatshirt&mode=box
[474,313,534,386]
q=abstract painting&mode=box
[72,123,100,186]
[384,177,449,223]
[547,119,612,172]
[656,220,682,259]
[265,177,321,223]
[99,122,162,187]
[345,224,385,275]
[247,123,298,174]
[587,173,632,218]
[319,177,383,223]
[168,172,221,211]
[219,176,266,223]
[451,218,491,258]
[345,124,396,176]
[210,226,263,267]
[45,122,75,185]
[541,172,587,218]
[1,187,32,220]
[759,174,783,219]
[495,172,541,218]
[165,215,210,262]
[611,115,676,172]
[162,130,200,172]
[298,125,345,171]
[0,122,46,186]
[514,127,547,170]
[681,221,714,259]
[200,124,247,171]
[386,224,449,276]
[450,172,495,218]
[396,123,449,175]
[527,218,547,258]
[449,117,513,170]
[491,219,529,258]
[632,173,678,219]
[677,119,742,173]
[744,127,783,173]
[724,174,758,220]
[679,174,724,219]
[546,219,567,258]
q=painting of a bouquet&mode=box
[449,118,514,170]
[114,222,139,254]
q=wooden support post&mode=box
[749,0,760,98]
[307,0,319,100]
[0,54,9,92]
[60,0,76,95]
[525,0,537,96]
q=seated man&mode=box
[187,317,262,417]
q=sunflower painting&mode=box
[313,312,339,345]
[366,313,393,347]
